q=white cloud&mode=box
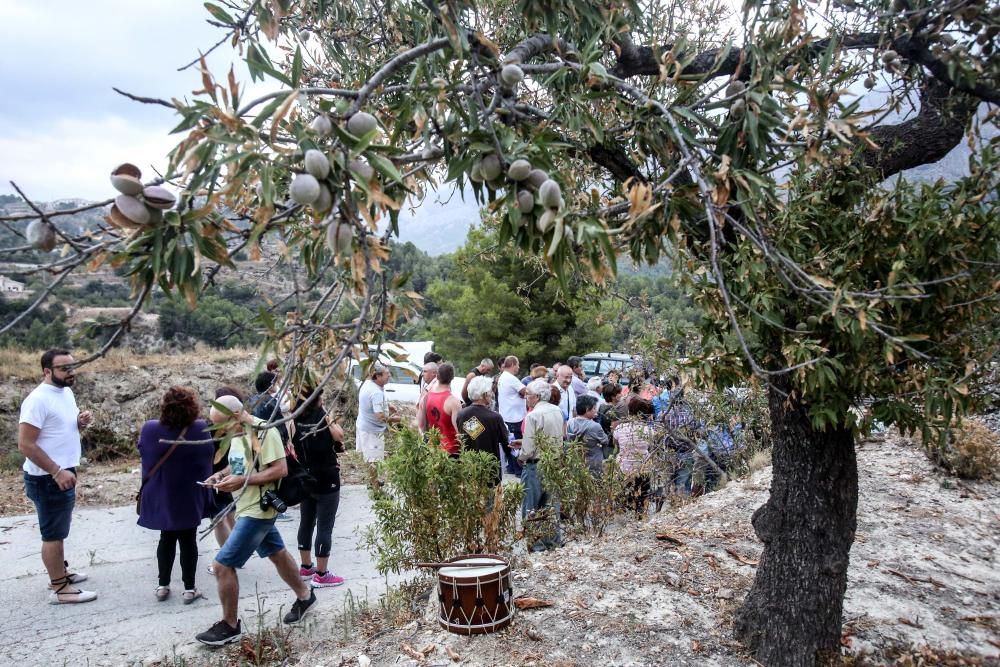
[0,114,179,200]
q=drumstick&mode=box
[415,561,503,568]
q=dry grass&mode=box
[937,420,1000,480]
[0,346,258,381]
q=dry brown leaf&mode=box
[526,626,544,641]
[514,596,554,610]
[401,643,424,660]
[445,645,462,662]
[655,532,685,546]
[419,644,436,656]
[898,617,924,629]
[691,640,703,653]
[724,547,759,567]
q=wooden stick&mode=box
[415,561,505,568]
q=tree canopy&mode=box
[2,0,997,664]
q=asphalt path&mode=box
[0,485,401,666]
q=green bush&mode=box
[362,426,523,575]
[535,434,628,541]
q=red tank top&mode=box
[425,390,459,455]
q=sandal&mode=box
[49,576,97,605]
[155,585,170,602]
[182,588,204,605]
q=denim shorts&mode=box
[215,516,285,568]
[24,471,76,542]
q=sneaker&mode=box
[298,564,317,579]
[275,512,293,522]
[48,578,97,605]
[64,560,88,584]
[311,572,345,588]
[182,588,204,605]
[155,586,170,602]
[195,619,242,646]
[283,589,316,624]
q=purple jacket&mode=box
[136,419,214,531]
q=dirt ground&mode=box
[293,431,1000,667]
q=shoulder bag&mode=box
[136,425,188,515]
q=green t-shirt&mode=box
[227,418,285,520]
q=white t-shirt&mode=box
[19,383,81,476]
[497,371,526,423]
[356,380,388,434]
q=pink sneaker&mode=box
[299,564,317,579]
[312,572,345,587]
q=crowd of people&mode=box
[17,347,745,645]
[17,349,347,647]
[358,352,748,549]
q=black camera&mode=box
[260,489,288,514]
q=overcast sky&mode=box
[0,1,254,201]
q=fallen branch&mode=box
[886,568,946,588]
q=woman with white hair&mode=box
[455,376,508,486]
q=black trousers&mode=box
[157,528,198,589]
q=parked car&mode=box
[581,352,635,380]
[349,360,422,403]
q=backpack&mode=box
[249,426,314,508]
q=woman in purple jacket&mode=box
[137,386,213,603]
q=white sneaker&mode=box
[48,585,98,604]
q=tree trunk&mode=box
[733,377,858,666]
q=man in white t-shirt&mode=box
[18,349,97,604]
[496,355,527,476]
[355,363,400,462]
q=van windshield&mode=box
[582,359,601,376]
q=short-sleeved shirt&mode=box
[457,404,507,485]
[356,380,388,434]
[497,371,526,423]
[228,420,285,520]
[19,383,81,476]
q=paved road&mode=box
[0,485,400,666]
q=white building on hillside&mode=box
[0,275,25,293]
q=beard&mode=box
[51,374,75,388]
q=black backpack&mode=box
[250,425,314,508]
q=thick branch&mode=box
[507,33,579,64]
[861,79,980,179]
[612,33,882,79]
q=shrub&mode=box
[929,420,999,480]
[362,426,523,574]
[535,434,627,539]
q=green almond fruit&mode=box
[538,179,562,209]
[507,159,532,181]
[347,111,378,137]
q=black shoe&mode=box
[195,619,242,646]
[283,589,316,624]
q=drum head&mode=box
[439,556,506,578]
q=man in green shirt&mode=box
[195,395,316,646]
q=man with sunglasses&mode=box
[18,349,96,604]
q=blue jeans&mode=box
[520,462,560,551]
[24,471,75,541]
[297,489,340,559]
[215,516,284,568]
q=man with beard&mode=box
[18,349,97,604]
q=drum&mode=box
[437,554,514,635]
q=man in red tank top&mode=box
[417,363,462,455]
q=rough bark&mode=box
[733,377,858,666]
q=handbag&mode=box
[136,426,188,515]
